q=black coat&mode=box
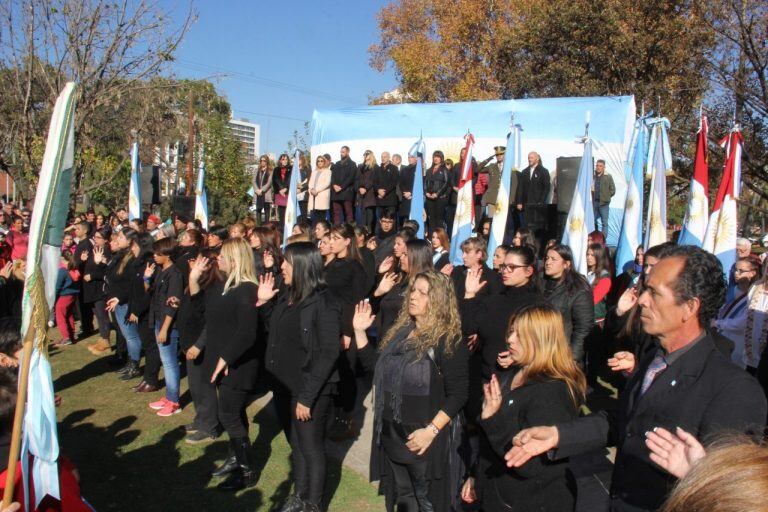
[262,289,341,406]
[331,157,357,202]
[374,163,399,207]
[554,334,767,510]
[273,166,291,199]
[478,375,578,511]
[397,164,416,216]
[356,164,378,208]
[81,246,112,303]
[450,265,504,307]
[543,278,593,362]
[324,257,368,336]
[205,281,260,391]
[424,164,450,199]
[515,164,550,206]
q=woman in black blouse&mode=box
[353,270,469,511]
[466,304,585,511]
[206,238,260,491]
[424,150,450,235]
[257,242,341,512]
[83,228,112,355]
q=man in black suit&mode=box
[73,220,94,338]
[514,151,550,229]
[504,245,767,512]
[330,145,357,224]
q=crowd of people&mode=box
[0,142,767,512]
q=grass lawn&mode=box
[50,336,384,511]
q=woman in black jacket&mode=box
[83,228,112,355]
[467,304,585,511]
[542,244,594,364]
[353,270,469,512]
[257,242,341,512]
[357,151,379,233]
[273,153,292,228]
[424,150,451,234]
[206,238,260,491]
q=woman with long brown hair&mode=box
[467,304,585,510]
[353,270,469,511]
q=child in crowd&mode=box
[54,251,81,346]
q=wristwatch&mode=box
[427,423,440,435]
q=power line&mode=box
[175,58,359,104]
[231,108,307,123]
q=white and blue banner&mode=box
[644,119,670,249]
[561,128,595,277]
[677,116,709,247]
[487,121,522,267]
[311,96,636,244]
[282,149,301,248]
[615,117,648,274]
[449,133,476,265]
[407,137,426,239]
[128,141,142,221]
[194,148,209,230]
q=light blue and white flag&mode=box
[194,148,209,230]
[128,141,142,221]
[487,121,521,267]
[408,137,426,239]
[615,118,648,274]
[18,83,78,509]
[644,120,670,249]
[282,149,301,248]
[562,120,595,276]
[450,133,476,265]
[677,116,709,247]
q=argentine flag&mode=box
[487,122,521,268]
[703,126,743,280]
[282,149,301,248]
[677,116,709,247]
[615,118,648,274]
[562,132,595,276]
[128,141,142,221]
[450,133,476,265]
[408,137,426,239]
[194,148,209,230]
[644,120,670,250]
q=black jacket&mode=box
[356,164,378,208]
[516,164,551,206]
[324,257,368,336]
[374,163,399,207]
[331,157,357,202]
[554,334,767,510]
[478,375,578,511]
[543,278,593,362]
[273,166,291,199]
[81,246,111,303]
[205,281,260,391]
[450,265,504,308]
[263,289,341,406]
[424,164,450,199]
[397,164,416,216]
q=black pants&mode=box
[218,384,253,439]
[386,457,432,512]
[445,203,457,237]
[425,198,447,234]
[91,299,110,339]
[273,392,332,506]
[311,209,329,225]
[299,201,309,220]
[277,205,287,229]
[187,352,220,434]
[362,206,377,233]
[78,292,94,335]
[140,321,161,387]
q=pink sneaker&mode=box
[148,397,169,410]
[156,401,181,417]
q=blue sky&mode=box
[167,0,398,155]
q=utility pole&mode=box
[185,91,195,196]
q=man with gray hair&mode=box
[514,151,550,228]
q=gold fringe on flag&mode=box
[25,266,51,356]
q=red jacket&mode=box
[0,457,92,512]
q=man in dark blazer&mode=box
[374,151,399,220]
[330,145,357,224]
[514,151,550,228]
[73,220,94,338]
[504,245,767,512]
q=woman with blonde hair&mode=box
[205,238,260,491]
[357,150,379,233]
[353,270,469,511]
[466,304,585,511]
[308,155,332,225]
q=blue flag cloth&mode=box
[615,118,648,274]
[282,149,302,248]
[408,138,426,239]
[128,141,142,221]
[561,135,595,276]
[194,149,209,230]
[487,122,521,267]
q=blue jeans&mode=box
[115,303,142,362]
[155,321,180,404]
[594,203,610,235]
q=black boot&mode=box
[277,494,305,512]
[302,502,320,512]
[211,449,238,478]
[217,437,258,491]
[119,360,141,380]
[412,477,434,512]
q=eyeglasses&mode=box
[734,268,755,274]
[500,263,529,273]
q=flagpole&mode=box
[2,326,37,507]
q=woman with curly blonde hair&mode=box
[353,270,469,512]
